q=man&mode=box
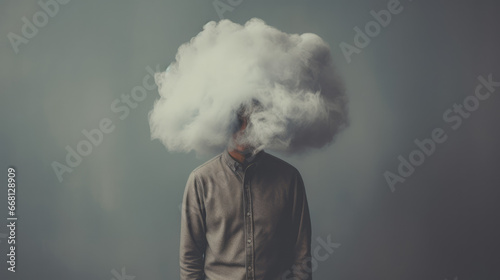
[180,104,312,280]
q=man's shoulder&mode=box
[190,153,224,176]
[261,152,300,175]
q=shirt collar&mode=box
[222,148,265,172]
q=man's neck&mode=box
[228,148,247,163]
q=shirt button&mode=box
[246,212,251,216]
[248,266,252,271]
[247,238,251,243]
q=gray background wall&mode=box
[1,0,499,279]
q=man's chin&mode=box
[235,146,253,154]
[239,145,265,158]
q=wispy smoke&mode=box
[149,18,348,155]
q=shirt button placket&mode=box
[243,164,255,280]
[246,181,252,279]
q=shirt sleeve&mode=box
[180,171,207,280]
[288,169,313,280]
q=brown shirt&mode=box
[180,149,312,280]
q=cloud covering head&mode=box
[149,18,348,155]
